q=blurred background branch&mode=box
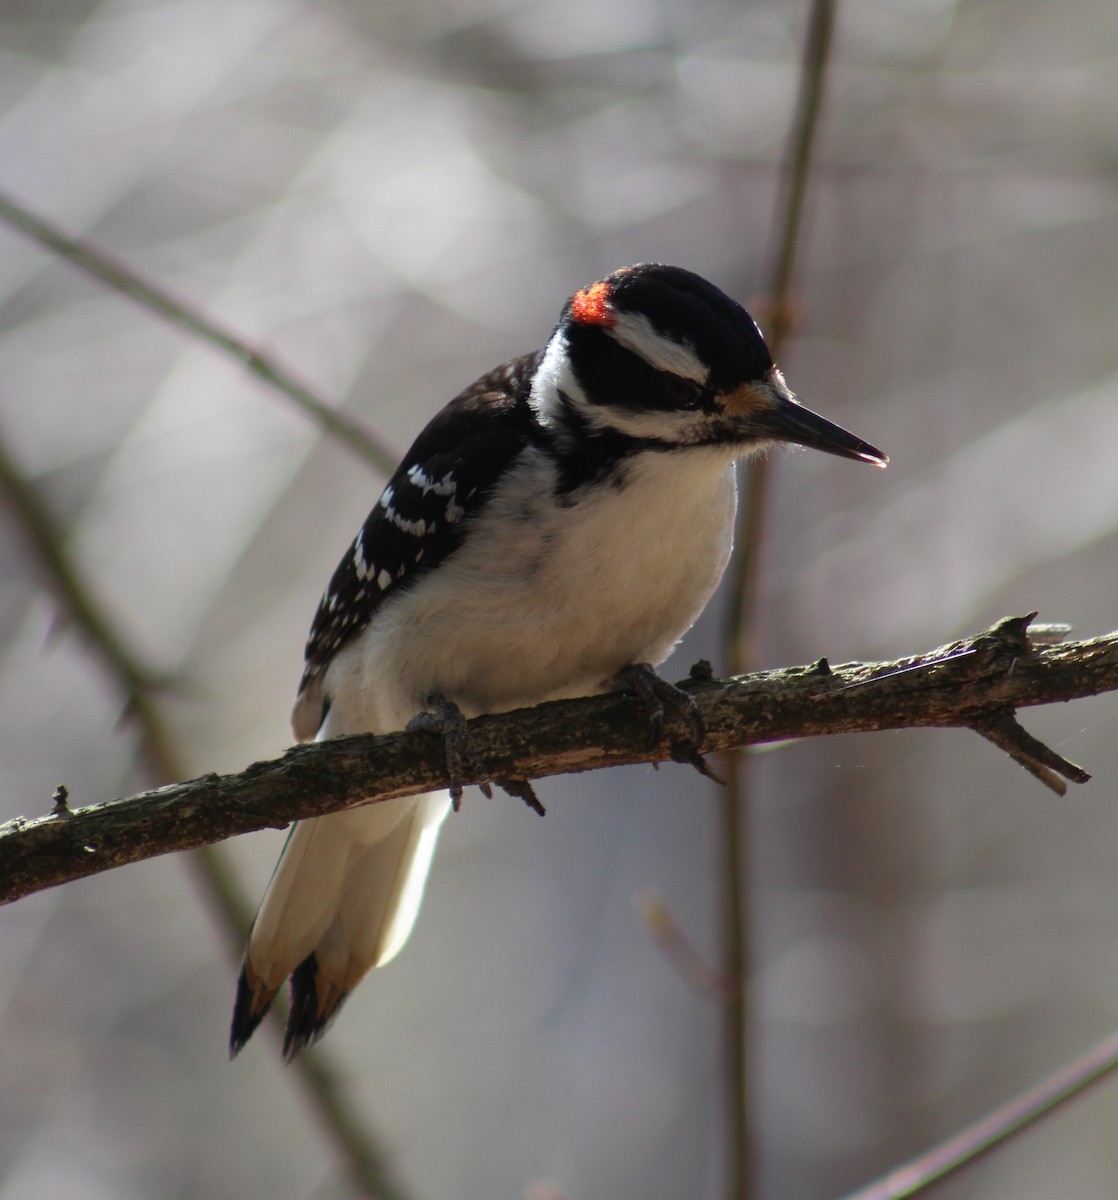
[0,419,410,1198]
[0,189,396,475]
[842,1028,1118,1200]
[719,2,836,1196]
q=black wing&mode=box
[292,351,542,739]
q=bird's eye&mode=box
[665,377,702,407]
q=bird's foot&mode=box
[608,663,711,771]
[407,694,492,810]
[499,776,546,817]
[407,694,544,814]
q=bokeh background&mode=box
[2,0,1118,1197]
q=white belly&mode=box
[323,445,738,734]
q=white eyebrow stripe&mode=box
[607,311,710,384]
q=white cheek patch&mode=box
[529,331,587,426]
[528,325,716,445]
[607,311,710,384]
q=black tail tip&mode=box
[281,953,348,1060]
[229,955,349,1060]
[229,964,273,1058]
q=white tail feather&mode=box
[246,792,451,997]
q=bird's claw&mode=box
[609,663,706,752]
[498,777,546,816]
[670,741,725,785]
[407,695,545,814]
[407,694,492,810]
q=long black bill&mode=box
[762,395,888,468]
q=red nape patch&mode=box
[571,280,617,327]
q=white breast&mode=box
[322,444,739,734]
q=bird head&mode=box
[531,263,887,469]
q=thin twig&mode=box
[637,890,737,1002]
[720,3,838,1198]
[972,709,1091,796]
[0,425,412,1200]
[839,1030,1118,1200]
[0,188,396,475]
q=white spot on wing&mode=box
[353,532,368,580]
[385,507,428,536]
[406,465,457,497]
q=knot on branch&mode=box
[963,612,1043,674]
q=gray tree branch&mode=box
[3,615,1115,907]
[0,401,409,1198]
[0,188,396,474]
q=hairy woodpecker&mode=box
[231,263,887,1057]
